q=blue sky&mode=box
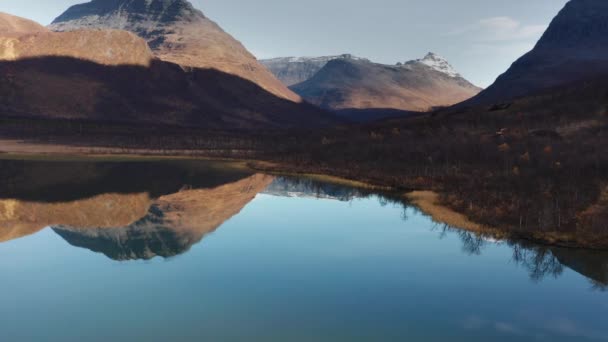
[1,0,569,87]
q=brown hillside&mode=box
[49,0,300,101]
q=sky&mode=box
[1,0,569,87]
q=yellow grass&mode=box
[406,191,507,238]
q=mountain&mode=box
[0,11,47,36]
[0,13,153,66]
[260,54,368,86]
[53,174,273,260]
[289,53,481,115]
[0,13,337,130]
[48,0,298,102]
[263,177,364,201]
[0,157,264,245]
[467,0,608,106]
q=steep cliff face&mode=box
[468,0,608,105]
[49,0,299,101]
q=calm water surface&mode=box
[0,158,607,341]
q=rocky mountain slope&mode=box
[260,54,367,86]
[290,53,481,113]
[49,0,299,101]
[0,13,337,130]
[467,0,608,105]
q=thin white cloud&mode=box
[494,322,525,336]
[446,16,548,87]
[448,16,547,42]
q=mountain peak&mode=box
[534,0,608,51]
[468,0,608,106]
[409,52,460,78]
[51,0,205,29]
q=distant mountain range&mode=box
[261,54,369,87]
[269,53,481,116]
[467,0,608,106]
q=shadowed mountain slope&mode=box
[467,0,608,106]
[0,57,336,129]
[0,13,338,130]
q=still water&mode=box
[0,158,606,341]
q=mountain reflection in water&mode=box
[0,158,257,244]
[0,159,606,289]
[52,174,273,260]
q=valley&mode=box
[0,0,606,267]
[1,1,608,339]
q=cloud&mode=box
[494,322,525,335]
[448,16,547,43]
[462,316,527,336]
[543,318,608,341]
[445,16,548,87]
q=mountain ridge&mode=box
[261,52,466,87]
[287,53,481,114]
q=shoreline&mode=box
[1,139,607,250]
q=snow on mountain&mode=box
[264,54,368,64]
[404,52,460,78]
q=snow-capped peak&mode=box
[406,52,460,78]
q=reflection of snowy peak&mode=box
[263,177,363,202]
[404,52,460,78]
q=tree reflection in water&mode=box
[423,218,606,291]
[268,176,608,290]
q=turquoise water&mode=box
[0,160,607,341]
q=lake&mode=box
[0,157,606,341]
